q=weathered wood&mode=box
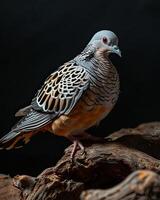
[0,174,20,200]
[1,122,160,200]
[81,170,160,200]
[106,121,160,143]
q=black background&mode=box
[0,0,160,176]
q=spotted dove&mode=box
[0,30,121,159]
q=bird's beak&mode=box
[111,46,122,57]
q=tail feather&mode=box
[0,130,20,143]
[0,109,53,150]
[0,130,22,150]
[0,130,35,150]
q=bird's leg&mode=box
[67,132,105,161]
[70,140,84,160]
[67,136,85,160]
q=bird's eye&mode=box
[102,37,108,44]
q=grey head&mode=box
[88,30,121,57]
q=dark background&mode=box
[0,0,160,176]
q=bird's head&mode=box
[88,30,121,57]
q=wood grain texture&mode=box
[1,122,160,200]
[81,170,160,200]
[0,174,20,200]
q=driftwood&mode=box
[81,170,160,200]
[0,174,20,200]
[1,122,160,200]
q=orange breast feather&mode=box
[50,100,112,137]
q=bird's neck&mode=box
[90,54,115,78]
[73,45,118,82]
[87,48,114,75]
[80,45,112,65]
[94,49,112,67]
[75,45,112,69]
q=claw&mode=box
[70,140,85,161]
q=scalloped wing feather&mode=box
[32,62,89,115]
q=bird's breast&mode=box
[50,99,112,137]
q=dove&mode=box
[0,30,121,159]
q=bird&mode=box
[0,30,121,159]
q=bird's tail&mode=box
[0,130,35,150]
[0,109,53,150]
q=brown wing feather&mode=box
[15,105,32,117]
[32,62,89,115]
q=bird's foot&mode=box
[70,140,85,161]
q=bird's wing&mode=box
[15,105,32,117]
[31,62,90,115]
[14,61,89,132]
[0,62,90,149]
